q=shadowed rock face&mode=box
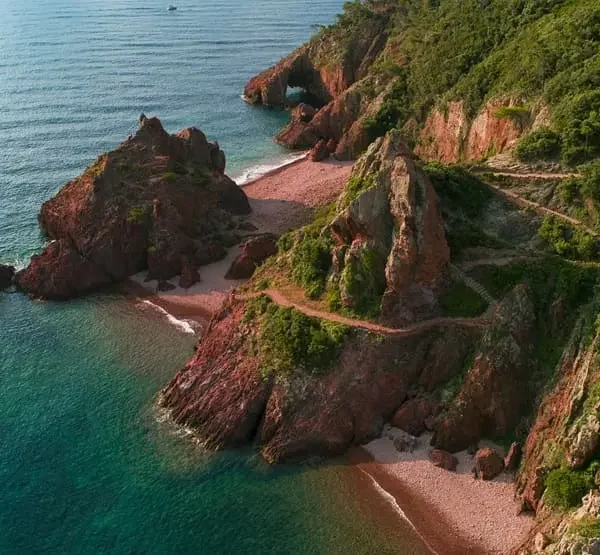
[16,117,250,299]
[0,264,15,290]
[330,133,450,326]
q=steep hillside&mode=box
[246,0,600,168]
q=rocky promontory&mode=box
[16,116,250,299]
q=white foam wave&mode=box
[356,466,441,555]
[232,151,307,185]
[140,299,199,335]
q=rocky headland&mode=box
[16,116,250,299]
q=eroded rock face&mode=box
[160,296,476,462]
[16,117,250,299]
[415,100,525,163]
[330,133,450,325]
[433,284,536,452]
[391,396,438,437]
[309,139,330,162]
[518,327,600,512]
[0,264,15,290]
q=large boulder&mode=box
[474,447,505,480]
[309,139,330,162]
[391,396,437,436]
[16,116,250,299]
[225,234,278,280]
[429,448,458,471]
[329,132,450,325]
[0,264,15,290]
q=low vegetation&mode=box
[244,296,350,377]
[544,463,599,509]
[538,215,598,260]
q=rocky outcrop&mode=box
[309,139,330,162]
[225,234,278,280]
[243,16,388,109]
[391,396,438,437]
[329,132,450,326]
[160,295,476,462]
[0,264,15,290]
[16,116,250,299]
[433,284,536,452]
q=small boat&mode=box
[167,5,177,10]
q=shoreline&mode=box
[357,429,534,555]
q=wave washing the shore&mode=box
[139,299,200,335]
[232,151,308,185]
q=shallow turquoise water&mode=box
[0,1,430,553]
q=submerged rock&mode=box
[16,116,250,299]
[0,264,15,290]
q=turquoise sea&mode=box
[0,1,429,553]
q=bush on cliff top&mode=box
[538,215,598,261]
[245,297,350,377]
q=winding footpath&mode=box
[238,289,490,336]
[483,171,599,238]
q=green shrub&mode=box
[494,106,530,127]
[161,171,178,183]
[127,206,149,224]
[290,234,333,299]
[556,90,600,165]
[515,128,562,161]
[544,468,594,509]
[364,75,411,141]
[439,281,489,317]
[251,299,350,376]
[538,215,598,260]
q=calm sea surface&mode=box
[0,1,429,553]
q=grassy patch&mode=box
[161,171,178,183]
[439,280,488,317]
[339,245,387,318]
[245,297,350,377]
[339,174,376,209]
[569,516,600,539]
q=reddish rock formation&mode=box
[16,116,250,299]
[0,264,15,290]
[391,396,437,437]
[474,448,505,480]
[309,139,330,162]
[225,234,278,280]
[415,100,526,163]
[429,448,458,471]
[243,17,388,109]
[330,132,450,326]
[433,284,536,452]
[517,329,600,512]
[504,442,521,472]
[160,295,475,462]
[292,102,316,123]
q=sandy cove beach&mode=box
[354,429,534,555]
[128,156,352,323]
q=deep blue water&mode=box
[0,1,429,553]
